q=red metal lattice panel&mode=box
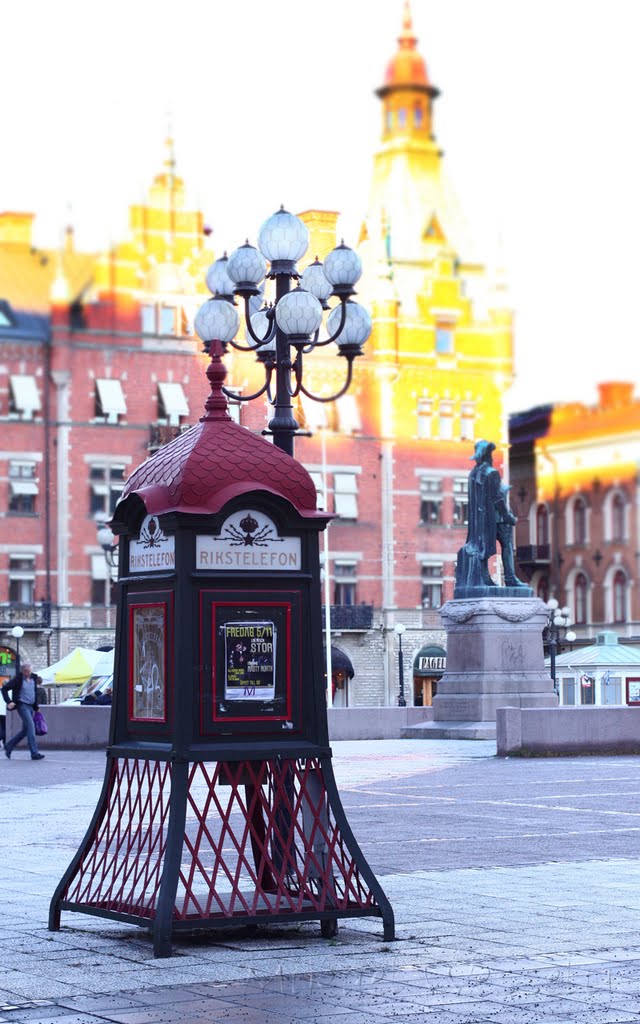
[62,758,172,919]
[176,758,376,922]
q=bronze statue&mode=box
[455,440,531,597]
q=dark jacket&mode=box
[1,671,41,711]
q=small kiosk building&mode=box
[49,344,393,955]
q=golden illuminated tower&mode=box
[290,2,516,705]
[356,0,514,446]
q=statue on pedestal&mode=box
[455,440,531,598]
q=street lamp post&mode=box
[544,598,576,695]
[195,207,371,457]
[394,623,407,707]
[11,625,24,674]
[96,520,118,574]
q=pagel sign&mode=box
[418,654,446,673]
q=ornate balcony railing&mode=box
[0,602,52,630]
[322,604,374,631]
[148,424,191,453]
[516,544,551,565]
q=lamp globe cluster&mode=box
[193,207,371,456]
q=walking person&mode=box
[2,660,45,760]
[0,683,6,749]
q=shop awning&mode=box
[413,644,446,677]
[324,645,355,679]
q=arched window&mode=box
[573,497,587,545]
[398,108,407,128]
[612,493,625,543]
[414,102,423,127]
[613,570,627,623]
[575,572,588,624]
[536,504,549,546]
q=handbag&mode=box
[33,710,48,736]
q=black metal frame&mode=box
[49,492,395,955]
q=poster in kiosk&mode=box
[49,347,394,956]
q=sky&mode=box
[3,0,640,413]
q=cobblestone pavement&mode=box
[2,740,640,1023]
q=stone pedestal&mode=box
[404,597,557,740]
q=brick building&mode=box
[0,143,213,678]
[510,381,640,644]
[0,5,514,703]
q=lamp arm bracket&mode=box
[311,300,348,347]
[223,372,272,404]
[298,360,354,404]
[242,297,277,347]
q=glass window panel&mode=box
[562,678,576,705]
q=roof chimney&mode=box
[597,381,634,409]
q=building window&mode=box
[414,102,423,127]
[435,324,454,354]
[438,399,454,440]
[91,554,115,606]
[398,107,407,128]
[8,461,38,515]
[9,555,35,604]
[225,387,243,425]
[333,473,358,518]
[90,464,126,518]
[613,569,627,623]
[536,504,549,546]
[460,401,475,441]
[453,478,468,526]
[573,497,587,545]
[420,477,442,524]
[95,378,127,424]
[421,563,443,609]
[336,395,362,434]
[141,305,156,334]
[574,572,588,625]
[159,306,176,335]
[537,576,550,603]
[157,382,189,426]
[580,673,595,705]
[308,471,326,512]
[611,493,626,542]
[9,375,41,420]
[601,673,622,705]
[334,561,357,606]
[417,398,432,439]
[562,677,576,705]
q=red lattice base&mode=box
[53,756,391,950]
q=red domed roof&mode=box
[382,1,433,91]
[119,344,321,519]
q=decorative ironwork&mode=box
[516,544,551,565]
[58,758,172,920]
[323,604,373,631]
[52,756,391,944]
[0,602,51,630]
[148,424,190,452]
